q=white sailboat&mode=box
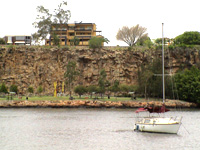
[134,23,182,134]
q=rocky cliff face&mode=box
[0,46,200,95]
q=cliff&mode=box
[0,46,200,95]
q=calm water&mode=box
[0,108,200,150]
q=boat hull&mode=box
[134,123,181,134]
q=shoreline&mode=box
[0,100,197,108]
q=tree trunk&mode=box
[145,85,147,100]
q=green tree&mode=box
[52,32,60,46]
[144,58,163,99]
[116,24,147,46]
[64,61,79,99]
[87,85,98,98]
[119,84,129,93]
[10,85,18,93]
[110,80,120,98]
[175,66,200,103]
[136,36,153,48]
[89,37,109,49]
[0,83,8,93]
[70,37,80,46]
[37,85,43,96]
[137,57,177,100]
[32,1,71,44]
[28,86,34,94]
[138,64,154,99]
[175,31,200,45]
[74,85,87,98]
[98,69,107,98]
[0,38,5,44]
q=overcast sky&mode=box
[0,0,199,46]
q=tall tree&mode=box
[98,69,107,98]
[32,1,71,44]
[64,61,79,99]
[175,66,200,103]
[110,80,120,99]
[116,24,147,46]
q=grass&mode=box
[0,95,161,102]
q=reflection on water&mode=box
[0,108,200,150]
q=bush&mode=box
[89,37,109,49]
[37,85,43,96]
[10,85,18,93]
[28,86,34,93]
[70,37,80,46]
[0,38,5,44]
[175,31,200,45]
[0,83,8,93]
[168,45,175,50]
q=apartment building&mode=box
[4,35,31,45]
[45,22,102,46]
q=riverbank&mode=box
[0,99,197,108]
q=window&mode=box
[16,36,25,40]
[87,26,92,30]
[8,36,12,43]
[69,33,75,36]
[69,27,74,30]
[144,119,150,123]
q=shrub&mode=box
[175,31,200,45]
[0,38,5,44]
[70,37,80,46]
[28,86,34,93]
[89,37,109,49]
[10,84,18,93]
[37,85,43,96]
[52,32,60,46]
[0,83,8,93]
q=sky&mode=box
[0,0,199,46]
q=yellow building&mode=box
[45,23,102,46]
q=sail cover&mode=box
[135,104,170,113]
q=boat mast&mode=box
[162,23,165,103]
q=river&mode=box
[0,108,200,150]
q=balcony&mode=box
[75,35,92,39]
[51,28,67,31]
[75,28,92,31]
[68,36,75,39]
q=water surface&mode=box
[0,108,199,150]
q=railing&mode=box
[75,36,91,39]
[75,28,92,31]
[51,29,67,31]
